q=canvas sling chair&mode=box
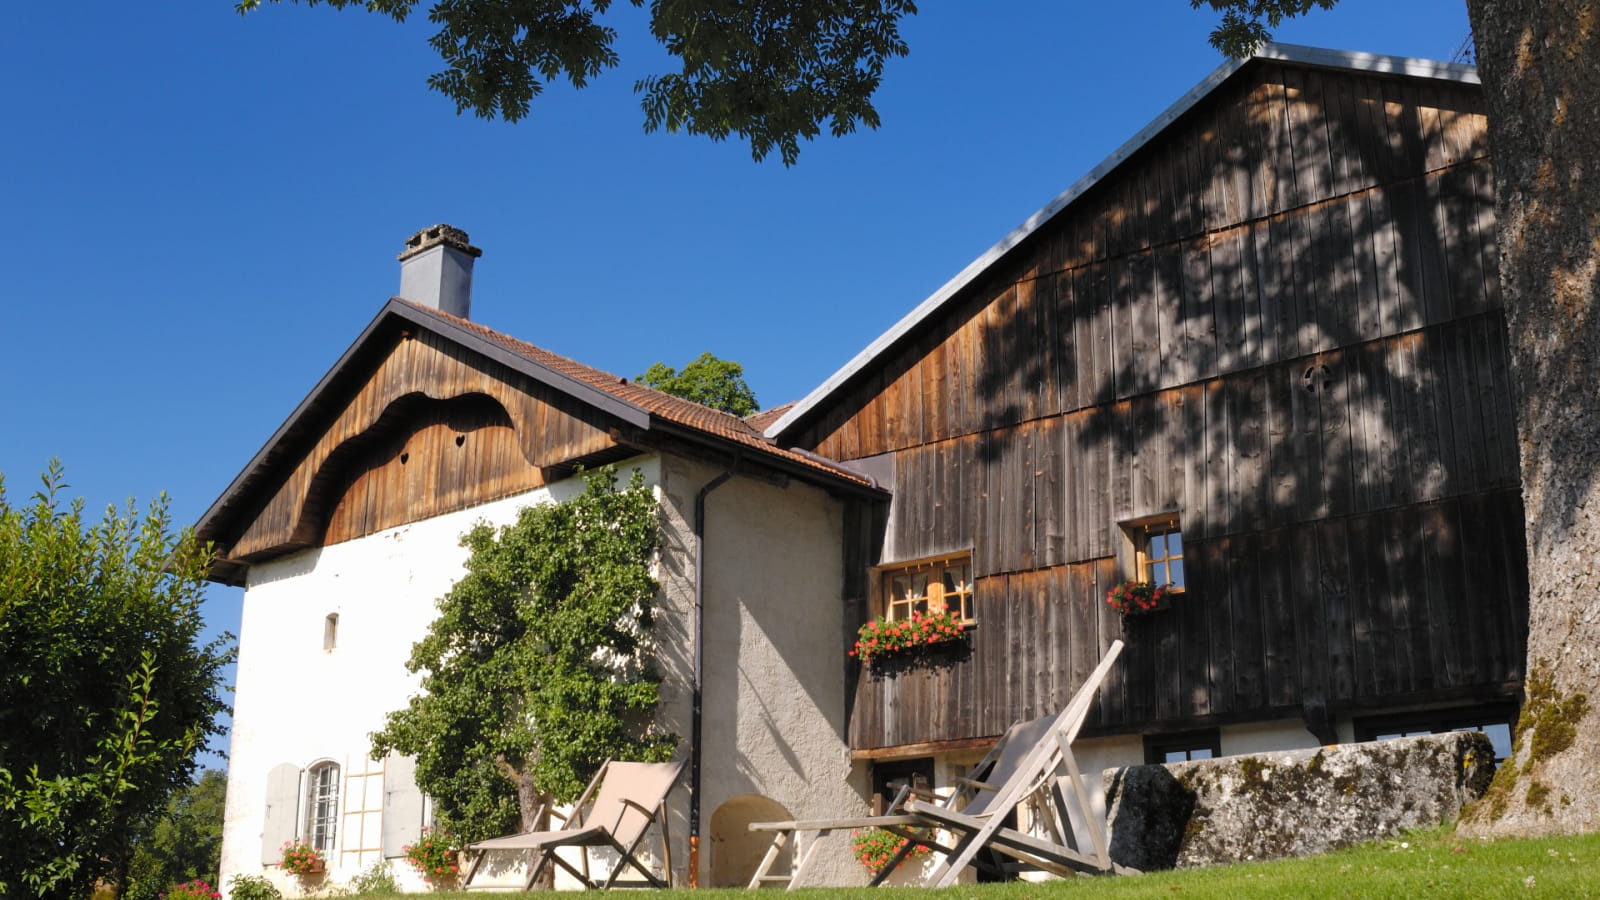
[745,639,1126,889]
[462,759,683,890]
[904,638,1131,887]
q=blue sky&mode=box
[0,1,1471,766]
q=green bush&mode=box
[347,860,401,895]
[226,874,281,900]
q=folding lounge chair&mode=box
[463,759,683,890]
[745,714,1055,889]
[905,639,1128,886]
[746,639,1125,889]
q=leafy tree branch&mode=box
[235,0,917,165]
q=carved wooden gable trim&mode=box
[228,328,619,561]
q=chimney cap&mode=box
[398,224,483,262]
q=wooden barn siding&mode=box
[231,330,617,559]
[849,488,1527,749]
[878,314,1516,575]
[819,67,1517,750]
[795,69,1494,461]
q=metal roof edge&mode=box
[764,43,1478,441]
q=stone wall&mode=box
[1103,732,1496,871]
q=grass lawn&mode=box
[351,826,1600,900]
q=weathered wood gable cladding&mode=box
[785,63,1527,750]
[227,328,618,561]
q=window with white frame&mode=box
[304,761,340,854]
[880,554,974,622]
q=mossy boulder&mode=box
[1104,731,1495,871]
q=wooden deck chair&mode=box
[463,759,682,890]
[744,715,1056,890]
[905,639,1129,886]
[744,643,1124,890]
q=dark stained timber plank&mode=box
[1209,230,1244,376]
[1265,362,1296,528]
[1316,519,1356,701]
[1182,238,1219,383]
[1237,371,1268,533]
[1347,511,1394,700]
[1288,523,1329,708]
[1153,245,1187,389]
[1128,251,1161,396]
[1036,416,1065,567]
[1477,313,1517,488]
[1259,534,1299,709]
[1204,537,1237,715]
[1396,504,1433,695]
[1419,498,1469,687]
[1179,538,1213,719]
[1229,532,1267,711]
[1253,72,1295,217]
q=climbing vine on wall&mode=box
[370,466,676,841]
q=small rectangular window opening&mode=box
[324,613,339,652]
[1126,515,1185,591]
[1143,729,1220,765]
[880,555,974,623]
[1356,705,1517,762]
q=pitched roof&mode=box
[742,401,797,433]
[763,43,1480,442]
[399,301,876,488]
[196,299,882,582]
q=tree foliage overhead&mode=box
[369,466,674,841]
[1190,1,1340,57]
[0,463,234,900]
[235,0,918,165]
[636,351,759,417]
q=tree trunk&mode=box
[509,768,556,889]
[1459,0,1600,836]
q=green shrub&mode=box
[347,860,401,895]
[226,874,281,900]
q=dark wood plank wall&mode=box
[230,329,618,559]
[805,65,1527,750]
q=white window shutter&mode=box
[261,763,303,863]
[382,754,426,858]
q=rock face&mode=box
[1104,732,1496,871]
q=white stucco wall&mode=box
[654,458,868,888]
[219,452,867,895]
[219,459,659,896]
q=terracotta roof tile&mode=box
[398,301,875,489]
[742,402,796,433]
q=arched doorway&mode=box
[709,794,792,887]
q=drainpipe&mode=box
[688,454,739,888]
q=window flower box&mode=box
[1105,580,1175,617]
[280,839,326,877]
[850,608,968,667]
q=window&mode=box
[870,757,934,814]
[323,613,339,652]
[880,555,974,622]
[1355,704,1516,762]
[1143,729,1220,764]
[304,761,341,854]
[1124,515,1185,590]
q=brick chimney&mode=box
[397,224,483,319]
